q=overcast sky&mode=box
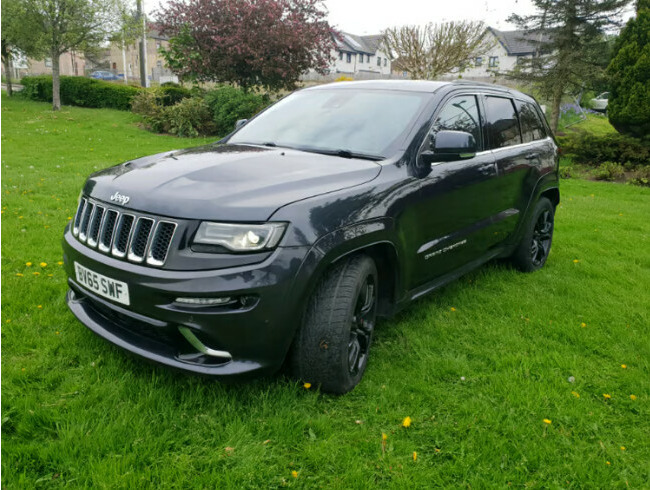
[323,0,537,33]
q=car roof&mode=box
[304,79,536,102]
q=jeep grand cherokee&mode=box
[63,80,559,394]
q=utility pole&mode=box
[136,0,148,87]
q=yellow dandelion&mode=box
[573,259,580,263]
[58,261,64,265]
[571,391,580,398]
[40,262,47,267]
[37,305,43,309]
[26,262,32,267]
[412,451,417,461]
[603,393,611,400]
[620,446,626,451]
[543,419,552,425]
[402,416,412,428]
[16,273,24,277]
[33,272,40,276]
[291,470,298,478]
[303,382,311,389]
[580,322,587,328]
[382,433,388,441]
[621,364,627,369]
[21,368,26,372]
[55,331,60,335]
[630,394,637,401]
[434,448,441,453]
[606,461,611,465]
[6,319,11,323]
[67,216,72,220]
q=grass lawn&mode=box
[2,95,649,488]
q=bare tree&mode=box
[383,21,493,79]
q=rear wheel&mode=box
[510,197,555,272]
[290,255,378,394]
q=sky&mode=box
[323,0,538,34]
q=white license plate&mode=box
[74,262,130,306]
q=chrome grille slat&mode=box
[128,218,155,263]
[87,205,105,247]
[78,203,95,242]
[74,197,177,267]
[99,210,119,252]
[73,198,87,236]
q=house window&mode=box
[367,54,370,63]
[377,57,381,66]
[489,56,499,67]
[339,51,343,60]
[346,53,352,63]
[475,57,483,67]
[44,58,52,67]
[384,58,387,67]
[156,41,162,49]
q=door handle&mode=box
[525,153,540,160]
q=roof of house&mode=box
[488,27,551,56]
[333,32,385,54]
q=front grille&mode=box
[72,197,177,267]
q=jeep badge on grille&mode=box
[110,192,130,206]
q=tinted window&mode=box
[516,100,546,143]
[229,89,431,158]
[431,95,481,149]
[485,96,522,149]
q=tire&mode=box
[510,197,555,272]
[290,255,378,394]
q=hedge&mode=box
[21,76,141,111]
[204,86,270,135]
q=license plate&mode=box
[74,262,130,306]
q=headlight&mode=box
[193,222,287,252]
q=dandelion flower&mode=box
[16,273,24,277]
[621,364,627,369]
[25,262,32,267]
[58,261,64,266]
[303,382,311,389]
[573,259,580,263]
[580,322,587,328]
[620,446,626,451]
[291,470,298,478]
[412,451,417,461]
[33,272,40,276]
[382,433,388,441]
[37,305,43,309]
[603,394,611,399]
[543,419,552,425]
[434,448,441,453]
[402,416,412,428]
[450,307,456,312]
[55,331,60,335]
[40,262,47,267]
[571,391,580,398]
[630,394,637,401]
[606,461,611,465]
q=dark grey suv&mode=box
[63,80,559,393]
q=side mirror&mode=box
[421,130,477,164]
[235,119,248,130]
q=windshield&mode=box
[228,88,431,159]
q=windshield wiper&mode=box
[297,147,384,161]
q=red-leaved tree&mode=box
[156,0,334,91]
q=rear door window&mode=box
[516,100,547,143]
[484,96,522,149]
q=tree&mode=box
[15,0,118,110]
[606,0,650,138]
[155,0,334,91]
[382,21,493,80]
[507,0,631,133]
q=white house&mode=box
[329,32,392,76]
[458,27,549,81]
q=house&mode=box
[107,30,178,84]
[457,27,550,81]
[22,51,86,77]
[330,32,392,76]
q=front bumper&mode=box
[63,228,312,378]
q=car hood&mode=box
[83,144,382,221]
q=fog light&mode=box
[175,297,233,306]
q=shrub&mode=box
[558,132,650,167]
[131,90,166,133]
[204,86,270,135]
[606,1,650,138]
[159,84,192,106]
[593,162,625,181]
[629,166,650,187]
[161,97,215,137]
[21,76,140,110]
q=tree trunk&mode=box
[3,55,13,97]
[550,86,563,134]
[52,52,61,111]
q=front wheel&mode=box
[290,255,378,394]
[510,197,555,272]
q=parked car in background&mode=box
[63,80,559,394]
[590,92,609,112]
[90,71,121,81]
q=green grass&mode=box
[2,95,650,488]
[559,113,618,137]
